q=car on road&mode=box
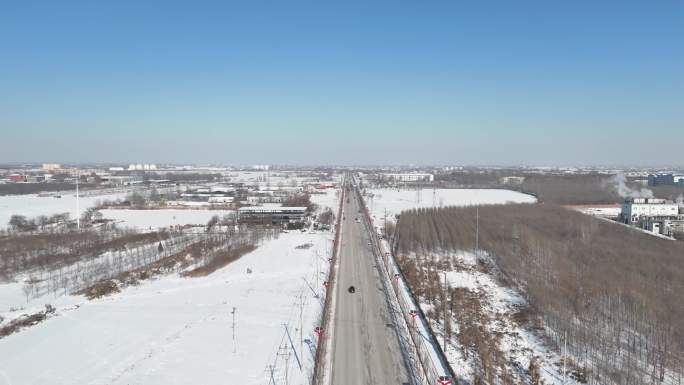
[348,286,355,293]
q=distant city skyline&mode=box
[1,1,682,166]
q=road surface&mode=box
[330,189,411,385]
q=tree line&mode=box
[393,204,684,385]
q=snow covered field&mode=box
[309,188,340,213]
[366,188,537,223]
[0,191,130,229]
[0,232,332,385]
[100,209,235,230]
[436,251,578,385]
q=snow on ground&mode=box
[431,251,578,385]
[0,191,132,229]
[309,188,340,213]
[0,231,332,385]
[99,209,235,230]
[365,188,537,223]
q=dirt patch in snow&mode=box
[0,304,56,339]
[182,244,256,277]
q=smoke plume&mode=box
[607,173,654,199]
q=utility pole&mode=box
[76,171,80,231]
[278,342,291,385]
[563,330,567,384]
[315,250,320,289]
[298,293,304,358]
[475,206,479,257]
[266,364,277,385]
[283,324,302,372]
[231,307,237,353]
[443,271,448,353]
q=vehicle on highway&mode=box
[347,286,355,293]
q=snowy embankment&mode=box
[0,231,332,385]
[366,188,537,224]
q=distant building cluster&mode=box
[98,175,144,186]
[648,173,684,187]
[128,164,158,171]
[167,186,236,208]
[381,173,434,183]
[42,163,62,172]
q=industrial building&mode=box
[238,206,307,224]
[174,185,236,206]
[100,175,144,186]
[621,198,684,237]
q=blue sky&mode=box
[1,0,682,166]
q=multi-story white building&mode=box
[621,198,679,224]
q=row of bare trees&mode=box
[15,226,281,304]
[0,228,170,280]
[393,204,684,385]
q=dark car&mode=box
[348,286,356,293]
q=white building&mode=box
[42,163,61,171]
[621,198,679,224]
[100,175,144,186]
[382,173,434,182]
[166,200,211,207]
[208,196,234,204]
[210,186,235,193]
[128,164,157,171]
[500,176,525,185]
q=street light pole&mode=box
[76,172,80,231]
[231,307,237,353]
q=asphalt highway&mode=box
[330,191,411,385]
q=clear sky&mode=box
[1,1,682,166]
